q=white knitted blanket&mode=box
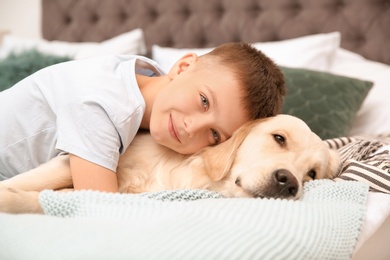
[13,179,368,260]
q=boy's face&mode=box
[150,54,249,154]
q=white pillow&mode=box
[152,32,341,73]
[152,45,213,73]
[0,28,146,59]
[252,32,340,71]
[329,48,390,136]
[0,30,10,47]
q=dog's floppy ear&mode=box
[326,148,341,179]
[200,119,261,181]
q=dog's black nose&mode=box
[273,169,298,197]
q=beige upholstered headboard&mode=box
[42,0,390,65]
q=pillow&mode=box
[0,49,71,92]
[329,48,390,136]
[152,32,341,73]
[0,30,9,46]
[0,29,146,60]
[252,32,340,71]
[152,45,213,73]
[281,67,373,140]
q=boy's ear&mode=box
[167,53,198,80]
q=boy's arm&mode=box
[69,154,118,192]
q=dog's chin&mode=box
[208,177,303,200]
[248,181,303,200]
[244,189,301,200]
[252,187,302,200]
[217,189,255,198]
[216,183,302,200]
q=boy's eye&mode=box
[200,94,209,110]
[211,129,221,144]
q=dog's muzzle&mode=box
[273,169,299,198]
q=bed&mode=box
[1,0,390,259]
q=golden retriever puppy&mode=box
[0,114,340,214]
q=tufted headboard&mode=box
[42,0,390,65]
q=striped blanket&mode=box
[324,134,390,193]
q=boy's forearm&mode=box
[69,154,119,193]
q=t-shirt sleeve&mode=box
[56,97,121,172]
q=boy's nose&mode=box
[184,114,212,137]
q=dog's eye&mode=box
[273,134,286,145]
[308,169,316,179]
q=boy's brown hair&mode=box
[201,42,286,120]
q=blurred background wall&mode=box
[0,0,42,38]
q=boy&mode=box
[0,42,285,192]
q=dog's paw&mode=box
[0,187,43,214]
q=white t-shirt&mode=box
[0,55,164,179]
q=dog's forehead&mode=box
[253,115,311,132]
[247,115,323,146]
[274,115,310,128]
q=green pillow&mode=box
[0,49,71,92]
[281,67,373,140]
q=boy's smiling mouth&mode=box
[169,114,181,143]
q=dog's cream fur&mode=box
[0,115,340,214]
